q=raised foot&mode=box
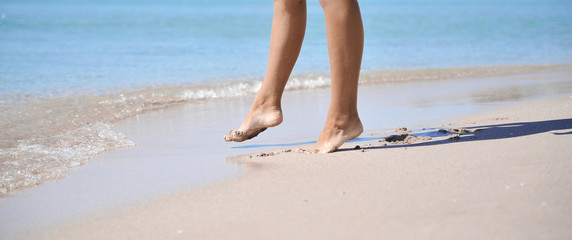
[224,108,282,142]
[224,128,267,142]
[313,116,363,153]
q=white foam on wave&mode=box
[2,64,570,196]
[0,123,134,195]
[286,76,330,90]
[177,76,330,100]
[181,81,262,100]
[0,74,333,196]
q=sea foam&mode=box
[1,64,570,196]
[0,74,333,196]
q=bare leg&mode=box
[225,0,307,142]
[314,0,364,153]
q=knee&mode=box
[318,0,359,9]
[274,0,306,11]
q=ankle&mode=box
[252,96,281,112]
[325,111,361,129]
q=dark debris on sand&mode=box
[441,128,482,140]
[381,127,483,145]
[248,127,484,159]
[383,134,431,144]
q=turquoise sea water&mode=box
[1,0,571,96]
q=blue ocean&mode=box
[1,0,571,96]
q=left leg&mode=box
[314,0,364,153]
[224,0,307,142]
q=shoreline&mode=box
[1,66,571,239]
[28,95,572,240]
[20,79,572,239]
[3,63,571,197]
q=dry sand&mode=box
[28,96,572,239]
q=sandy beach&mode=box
[3,1,572,239]
[23,74,572,239]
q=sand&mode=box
[5,67,572,240]
[26,93,572,239]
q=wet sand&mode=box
[19,69,572,239]
[2,67,572,239]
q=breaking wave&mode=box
[1,64,570,196]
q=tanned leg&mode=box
[314,0,364,153]
[225,0,307,142]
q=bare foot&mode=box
[224,106,283,142]
[314,114,363,153]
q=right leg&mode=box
[314,0,364,153]
[225,0,307,142]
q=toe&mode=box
[224,130,242,142]
[224,133,232,142]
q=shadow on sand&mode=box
[337,118,572,152]
[233,118,572,152]
[226,118,571,170]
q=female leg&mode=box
[224,0,307,142]
[314,0,364,153]
[226,0,364,153]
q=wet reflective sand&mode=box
[1,68,571,239]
